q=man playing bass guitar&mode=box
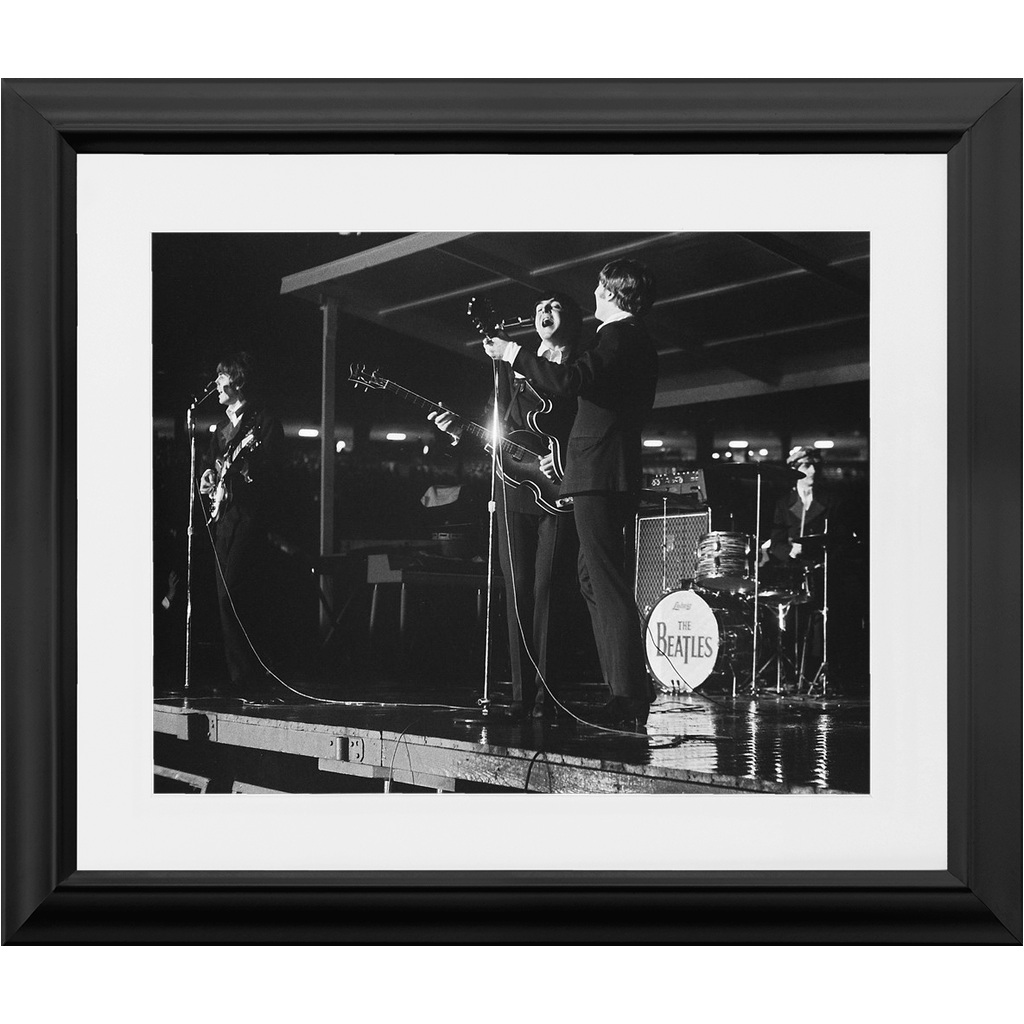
[429,293,582,720]
[483,260,659,732]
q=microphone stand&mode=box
[478,362,502,718]
[182,384,216,702]
[456,358,503,726]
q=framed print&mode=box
[2,79,1020,943]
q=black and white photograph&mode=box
[153,230,871,795]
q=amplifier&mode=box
[634,510,712,617]
[645,469,706,506]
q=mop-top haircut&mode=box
[598,258,657,317]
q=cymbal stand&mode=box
[756,597,798,694]
[807,516,830,696]
[749,471,763,695]
[659,495,670,594]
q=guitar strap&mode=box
[503,365,541,428]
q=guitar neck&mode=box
[376,380,525,456]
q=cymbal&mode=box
[702,462,803,482]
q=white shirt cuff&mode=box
[501,341,521,365]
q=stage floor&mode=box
[154,674,869,795]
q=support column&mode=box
[694,417,715,464]
[319,297,339,633]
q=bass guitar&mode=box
[467,294,572,502]
[205,429,261,524]
[348,363,571,515]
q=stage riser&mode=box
[155,706,836,795]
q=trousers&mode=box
[572,493,649,700]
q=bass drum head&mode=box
[644,588,720,691]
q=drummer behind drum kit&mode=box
[637,462,834,699]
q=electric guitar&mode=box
[205,429,261,524]
[348,364,571,515]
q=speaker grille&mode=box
[634,512,711,616]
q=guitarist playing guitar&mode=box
[198,352,284,701]
[428,292,584,721]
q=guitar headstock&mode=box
[348,363,386,391]
[467,296,503,339]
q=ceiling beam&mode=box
[530,232,702,275]
[387,232,703,316]
[736,233,869,300]
[701,312,869,349]
[280,231,476,300]
[655,356,870,409]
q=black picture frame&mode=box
[2,79,1020,945]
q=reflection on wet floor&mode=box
[643,693,868,792]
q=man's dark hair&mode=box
[217,351,257,394]
[536,290,583,340]
[599,258,657,317]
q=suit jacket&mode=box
[510,318,658,497]
[768,485,844,564]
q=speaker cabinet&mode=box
[634,511,711,615]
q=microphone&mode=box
[499,315,535,331]
[190,378,219,406]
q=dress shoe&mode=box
[588,696,651,731]
[531,701,576,729]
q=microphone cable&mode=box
[193,468,477,713]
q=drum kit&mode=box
[640,463,834,699]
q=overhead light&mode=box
[814,439,835,449]
[335,440,346,453]
[712,452,720,460]
[643,439,664,448]
[208,424,217,433]
[298,428,319,438]
[728,440,748,449]
[724,451,733,458]
[386,432,407,441]
[747,451,755,458]
[759,448,769,457]
[422,445,429,455]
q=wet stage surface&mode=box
[156,673,869,793]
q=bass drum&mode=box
[644,588,720,692]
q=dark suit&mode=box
[205,403,284,691]
[491,360,579,709]
[510,317,659,701]
[768,484,845,688]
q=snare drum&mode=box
[694,531,755,593]
[758,562,812,604]
[644,588,720,691]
